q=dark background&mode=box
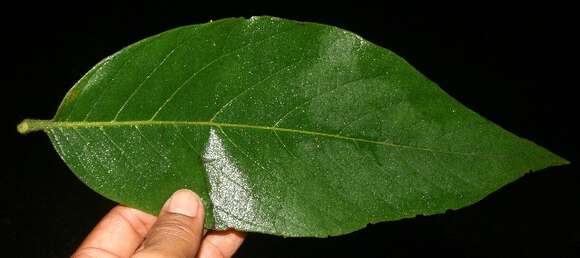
[2,2,578,257]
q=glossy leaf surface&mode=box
[18,16,568,237]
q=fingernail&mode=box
[165,189,200,217]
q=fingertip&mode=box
[162,189,204,218]
[135,189,205,258]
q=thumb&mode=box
[133,189,205,258]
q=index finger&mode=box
[72,205,157,258]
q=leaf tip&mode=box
[542,149,571,167]
[558,156,571,166]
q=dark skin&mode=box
[72,189,245,258]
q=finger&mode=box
[72,206,157,258]
[133,189,204,258]
[197,230,246,258]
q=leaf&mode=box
[17,16,568,237]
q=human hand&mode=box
[72,189,245,258]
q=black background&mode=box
[2,2,578,258]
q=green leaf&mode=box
[18,16,568,237]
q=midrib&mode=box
[17,119,492,156]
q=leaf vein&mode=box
[172,125,203,156]
[134,125,171,165]
[209,60,300,122]
[218,128,311,232]
[97,127,138,169]
[271,74,388,127]
[149,25,302,120]
[272,131,348,229]
[113,47,180,120]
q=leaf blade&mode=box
[19,16,568,237]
